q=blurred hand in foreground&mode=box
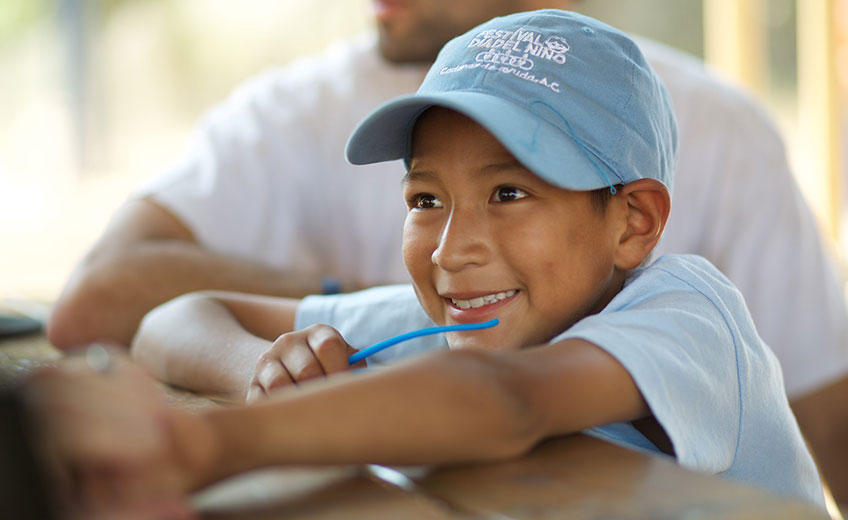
[22,346,218,520]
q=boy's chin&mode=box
[445,332,525,352]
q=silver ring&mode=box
[85,344,112,374]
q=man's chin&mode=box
[377,42,440,64]
[376,29,442,64]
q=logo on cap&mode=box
[440,26,570,94]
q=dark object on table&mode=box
[0,312,42,338]
[0,388,58,519]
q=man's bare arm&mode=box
[791,377,848,504]
[47,198,324,349]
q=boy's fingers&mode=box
[255,361,293,393]
[308,326,353,374]
[268,330,325,384]
[245,383,265,404]
[277,342,323,384]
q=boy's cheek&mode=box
[401,232,427,273]
[402,216,441,258]
[402,243,436,291]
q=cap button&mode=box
[582,26,594,35]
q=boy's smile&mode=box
[403,108,628,351]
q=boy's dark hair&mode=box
[590,185,623,212]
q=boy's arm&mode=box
[24,336,646,508]
[198,337,647,482]
[131,292,300,401]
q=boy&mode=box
[124,9,821,508]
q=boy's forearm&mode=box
[190,338,646,485]
[131,294,269,400]
[197,349,544,482]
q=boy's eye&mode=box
[492,186,528,202]
[411,193,443,209]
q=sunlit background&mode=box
[0,0,845,303]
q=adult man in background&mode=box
[47,0,848,499]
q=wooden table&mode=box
[1,332,829,519]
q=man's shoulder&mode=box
[234,34,381,92]
[208,33,425,133]
[229,33,425,113]
[634,37,775,126]
[634,37,733,97]
[282,34,385,76]
[254,33,424,90]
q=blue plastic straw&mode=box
[348,318,499,365]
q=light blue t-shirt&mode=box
[296,254,824,508]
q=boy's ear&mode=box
[613,179,671,270]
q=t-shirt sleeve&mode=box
[558,263,742,475]
[296,284,447,365]
[134,67,326,269]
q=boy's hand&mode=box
[246,325,366,403]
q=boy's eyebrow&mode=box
[480,159,528,175]
[402,169,438,186]
[403,159,529,186]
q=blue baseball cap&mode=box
[346,9,677,193]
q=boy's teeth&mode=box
[450,290,516,309]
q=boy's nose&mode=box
[431,209,492,272]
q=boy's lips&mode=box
[446,290,517,310]
[442,289,519,322]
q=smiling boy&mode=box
[129,10,824,507]
[401,108,641,352]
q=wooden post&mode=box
[703,0,766,92]
[797,0,842,240]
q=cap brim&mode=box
[345,91,620,191]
